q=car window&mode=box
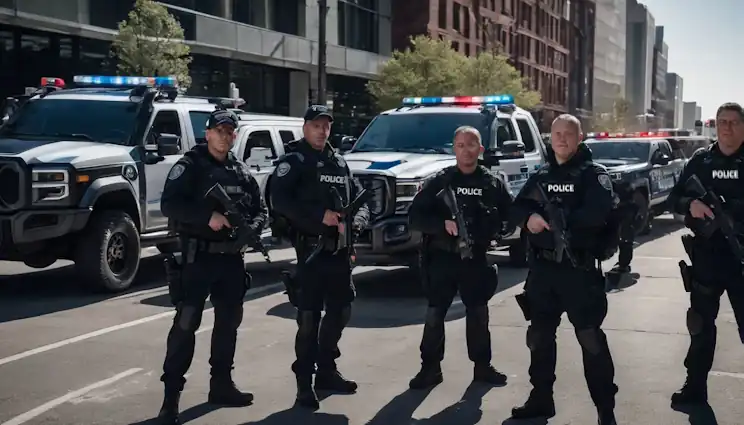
[279,130,296,143]
[515,118,536,152]
[244,130,276,161]
[148,110,182,149]
[584,140,651,164]
[188,111,212,144]
[657,141,673,157]
[0,99,138,145]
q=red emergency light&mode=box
[40,77,65,88]
[588,131,670,139]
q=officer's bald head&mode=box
[551,114,583,164]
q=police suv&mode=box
[583,131,688,233]
[0,75,246,292]
[342,95,548,269]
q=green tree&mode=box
[110,0,192,89]
[458,52,541,109]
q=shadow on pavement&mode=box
[411,382,492,425]
[365,387,434,425]
[605,272,640,293]
[635,215,684,246]
[0,255,168,323]
[672,402,719,425]
[239,406,349,425]
[138,259,294,308]
[265,263,527,328]
[500,417,548,425]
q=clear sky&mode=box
[640,0,741,118]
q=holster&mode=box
[678,234,714,295]
[164,253,184,306]
[281,270,298,308]
[679,260,693,292]
[515,291,531,321]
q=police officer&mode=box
[407,125,512,389]
[668,102,744,406]
[606,180,637,285]
[510,114,618,424]
[157,109,266,424]
[269,105,370,410]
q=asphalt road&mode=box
[0,216,742,425]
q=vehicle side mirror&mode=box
[500,140,525,158]
[652,153,670,165]
[340,136,357,152]
[156,133,180,156]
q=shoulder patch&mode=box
[276,162,291,177]
[598,174,613,191]
[335,154,346,168]
[168,164,185,180]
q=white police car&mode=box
[344,94,548,270]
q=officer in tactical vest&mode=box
[269,105,370,410]
[407,126,513,389]
[510,114,618,425]
[156,109,266,424]
[668,102,744,406]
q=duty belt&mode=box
[298,234,337,252]
[195,239,242,254]
[534,248,595,268]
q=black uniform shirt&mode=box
[511,143,615,251]
[669,142,744,258]
[409,165,513,252]
[269,139,370,237]
[161,144,267,241]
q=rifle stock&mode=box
[437,186,474,259]
[205,183,271,262]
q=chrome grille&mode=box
[354,174,393,220]
[0,160,24,211]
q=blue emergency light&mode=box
[73,75,178,88]
[401,94,514,106]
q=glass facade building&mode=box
[592,0,626,114]
[0,0,391,136]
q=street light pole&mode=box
[317,0,328,105]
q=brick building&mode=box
[392,0,571,130]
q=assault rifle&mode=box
[685,174,744,272]
[205,183,271,262]
[305,187,371,264]
[531,183,576,266]
[436,185,474,259]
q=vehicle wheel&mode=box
[632,191,651,236]
[156,242,179,254]
[75,210,141,293]
[509,233,529,267]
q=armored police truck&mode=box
[0,75,246,292]
[341,95,548,270]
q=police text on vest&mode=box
[712,170,738,179]
[456,187,482,196]
[547,184,574,193]
[320,175,346,184]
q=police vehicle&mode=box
[583,131,687,233]
[340,94,549,270]
[0,75,247,292]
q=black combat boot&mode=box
[315,370,358,393]
[409,364,444,389]
[207,378,254,406]
[156,390,181,425]
[671,378,708,405]
[511,390,556,419]
[609,263,631,274]
[295,374,320,409]
[597,406,617,425]
[473,364,507,386]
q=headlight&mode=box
[610,172,623,181]
[395,181,423,198]
[32,168,70,202]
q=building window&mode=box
[453,3,461,33]
[338,0,379,53]
[438,0,447,29]
[89,0,135,30]
[271,0,300,35]
[463,6,470,38]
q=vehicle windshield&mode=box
[584,140,650,163]
[0,98,138,145]
[352,112,516,154]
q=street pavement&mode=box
[0,216,741,425]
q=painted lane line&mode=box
[0,282,284,368]
[710,371,744,379]
[0,368,143,425]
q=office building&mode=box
[625,0,654,117]
[392,0,571,130]
[592,0,626,114]
[0,0,391,134]
[651,26,667,127]
[682,101,700,129]
[567,0,595,121]
[664,72,683,128]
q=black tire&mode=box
[509,232,529,267]
[632,190,651,236]
[74,210,141,293]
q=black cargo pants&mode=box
[419,249,498,367]
[524,257,617,409]
[291,244,355,376]
[161,252,248,391]
[617,203,638,268]
[684,244,744,385]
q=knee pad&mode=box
[177,305,202,332]
[576,328,603,355]
[466,305,489,324]
[686,308,704,336]
[424,307,447,327]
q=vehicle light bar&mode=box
[73,75,178,88]
[587,131,671,139]
[402,94,514,106]
[40,77,65,88]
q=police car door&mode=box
[648,141,676,204]
[236,126,280,190]
[144,108,187,231]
